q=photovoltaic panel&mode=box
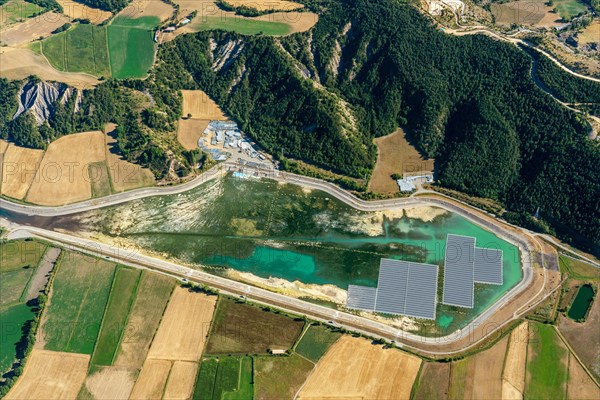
[474,247,503,285]
[404,262,439,320]
[442,234,475,308]
[374,259,409,315]
[346,285,377,311]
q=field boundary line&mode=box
[86,263,117,359]
[292,322,311,351]
[144,279,176,360]
[553,325,600,389]
[109,267,143,365]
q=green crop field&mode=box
[525,322,568,399]
[112,271,174,368]
[554,0,588,20]
[107,16,159,79]
[89,161,113,198]
[42,253,116,354]
[559,255,600,281]
[90,266,140,366]
[206,297,304,355]
[295,324,341,362]
[254,354,314,399]
[0,303,35,374]
[193,356,253,400]
[41,24,111,77]
[0,241,46,307]
[194,16,291,36]
[0,0,43,30]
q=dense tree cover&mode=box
[73,0,130,12]
[0,78,20,135]
[525,46,600,116]
[25,0,62,12]
[159,0,599,254]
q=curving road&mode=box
[0,162,547,355]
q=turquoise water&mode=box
[71,175,522,334]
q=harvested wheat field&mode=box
[567,353,600,400]
[6,349,89,399]
[129,359,172,400]
[118,0,173,20]
[0,48,99,88]
[182,89,227,120]
[1,142,44,200]
[491,0,561,28]
[0,140,8,155]
[369,128,434,194]
[55,0,112,23]
[105,129,155,192]
[147,287,217,361]
[26,131,106,206]
[227,0,303,11]
[412,362,450,400]
[502,322,529,399]
[298,336,421,400]
[177,118,210,150]
[0,12,70,46]
[255,11,318,33]
[163,361,199,400]
[80,366,137,400]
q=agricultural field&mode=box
[502,322,529,399]
[5,349,89,399]
[0,142,44,200]
[226,0,304,11]
[26,131,107,205]
[90,267,141,366]
[254,354,313,400]
[163,361,199,399]
[117,0,173,20]
[113,271,175,369]
[177,119,211,150]
[0,0,43,30]
[55,0,112,24]
[553,0,589,20]
[567,351,600,400]
[0,47,99,88]
[559,294,600,382]
[108,16,159,79]
[146,287,217,361]
[41,252,116,354]
[448,335,509,399]
[40,24,111,77]
[0,11,69,46]
[368,128,434,194]
[194,15,293,35]
[182,89,227,120]
[205,297,304,354]
[129,358,172,399]
[297,336,421,399]
[491,0,562,28]
[525,322,569,399]
[578,20,600,45]
[412,362,451,400]
[294,323,341,363]
[0,240,46,306]
[89,161,113,198]
[0,303,36,374]
[193,356,253,400]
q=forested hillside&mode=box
[156,0,599,254]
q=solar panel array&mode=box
[346,285,377,311]
[442,234,475,308]
[474,247,503,285]
[347,259,439,320]
[346,234,504,318]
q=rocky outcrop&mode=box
[12,80,79,125]
[212,38,245,72]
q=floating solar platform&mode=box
[347,259,439,320]
[346,285,377,311]
[442,234,475,308]
[474,247,503,285]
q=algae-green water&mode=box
[71,175,522,335]
[567,284,595,320]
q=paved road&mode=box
[3,223,536,356]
